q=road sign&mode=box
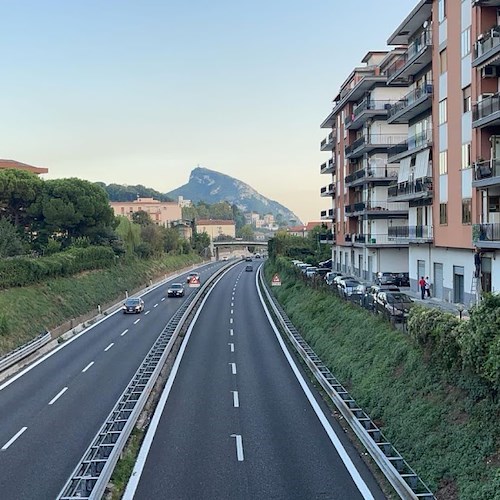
[188,276,201,287]
[271,274,281,286]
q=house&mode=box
[109,197,182,227]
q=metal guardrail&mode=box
[257,268,435,500]
[0,331,51,373]
[57,263,234,500]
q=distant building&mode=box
[196,219,236,241]
[171,220,193,240]
[110,197,182,227]
[0,159,48,175]
[287,222,332,238]
[177,196,192,208]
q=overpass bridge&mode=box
[212,240,268,259]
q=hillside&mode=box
[167,167,302,224]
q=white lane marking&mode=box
[145,310,150,315]
[230,309,233,315]
[231,434,244,461]
[255,269,375,500]
[228,343,234,353]
[161,297,166,301]
[230,318,233,324]
[154,304,158,308]
[49,387,68,405]
[1,427,28,451]
[133,318,141,324]
[229,328,234,336]
[104,343,114,352]
[82,361,94,373]
[232,391,239,408]
[231,302,234,307]
[121,329,129,336]
[229,363,237,375]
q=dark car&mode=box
[167,283,185,297]
[245,265,253,272]
[122,297,145,314]
[319,259,332,269]
[394,272,410,287]
[374,291,413,321]
[377,272,396,286]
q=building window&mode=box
[461,143,471,169]
[439,150,448,174]
[462,199,472,224]
[438,0,446,23]
[439,99,447,124]
[440,203,448,224]
[439,49,447,74]
[462,86,471,113]
[461,27,471,57]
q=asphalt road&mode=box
[127,261,386,500]
[0,261,224,500]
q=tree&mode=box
[115,216,141,254]
[237,224,254,241]
[140,224,164,255]
[191,231,211,257]
[0,217,26,257]
[163,227,181,253]
[132,210,153,227]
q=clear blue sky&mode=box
[1,0,415,223]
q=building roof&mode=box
[0,159,48,175]
[196,219,235,226]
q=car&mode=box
[167,283,185,297]
[245,256,253,262]
[325,271,343,285]
[319,259,332,269]
[186,271,200,283]
[254,253,261,259]
[245,265,253,272]
[305,266,319,278]
[394,272,410,287]
[338,279,363,298]
[333,274,355,287]
[317,267,330,277]
[297,263,310,272]
[221,256,228,261]
[122,297,145,314]
[377,272,396,286]
[363,284,400,310]
[374,291,413,321]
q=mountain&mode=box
[167,167,302,224]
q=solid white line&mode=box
[229,362,237,375]
[145,310,150,315]
[121,329,129,336]
[231,434,244,461]
[104,343,114,352]
[133,318,141,324]
[229,328,234,336]
[82,361,94,373]
[228,343,234,353]
[230,318,233,324]
[49,387,68,405]
[255,269,375,500]
[232,391,239,407]
[1,427,28,451]
[154,304,158,308]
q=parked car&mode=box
[167,283,185,297]
[325,271,343,285]
[297,263,310,272]
[394,272,410,287]
[363,284,400,310]
[374,291,413,321]
[338,278,363,298]
[245,265,253,272]
[377,272,396,286]
[305,266,319,278]
[317,267,330,277]
[319,259,332,269]
[333,275,355,287]
[186,271,200,283]
[122,297,145,314]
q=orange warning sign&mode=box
[189,276,201,287]
[271,274,281,286]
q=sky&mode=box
[1,0,416,224]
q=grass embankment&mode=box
[264,260,500,500]
[0,254,202,355]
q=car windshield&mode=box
[171,284,183,289]
[387,293,411,304]
[344,281,360,287]
[125,298,140,305]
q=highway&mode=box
[0,262,223,500]
[126,261,386,500]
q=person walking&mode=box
[425,277,431,298]
[418,276,426,299]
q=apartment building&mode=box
[320,0,500,303]
[110,198,182,227]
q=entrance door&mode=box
[417,260,426,288]
[453,266,465,303]
[434,263,444,299]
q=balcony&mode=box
[344,200,408,217]
[320,158,336,175]
[473,223,500,248]
[387,129,432,162]
[388,225,433,243]
[344,233,410,247]
[385,29,433,84]
[344,164,399,187]
[320,209,335,221]
[345,134,408,159]
[473,26,500,68]
[473,158,500,187]
[472,1,500,8]
[345,99,394,130]
[320,130,336,151]
[387,84,433,124]
[320,183,336,197]
[473,93,500,128]
[388,176,433,202]
[319,233,335,245]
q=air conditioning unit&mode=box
[481,66,497,78]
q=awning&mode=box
[415,148,430,179]
[398,156,411,183]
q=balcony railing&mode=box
[345,164,399,185]
[387,84,433,120]
[388,225,433,240]
[320,130,336,151]
[320,209,335,219]
[345,99,394,127]
[387,129,432,160]
[384,29,432,80]
[344,169,366,184]
[473,92,500,123]
[320,157,336,174]
[345,201,408,214]
[319,233,335,244]
[320,183,335,196]
[474,158,500,180]
[388,177,433,198]
[345,134,407,157]
[345,233,410,245]
[475,25,500,61]
[473,223,500,243]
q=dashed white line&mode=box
[82,361,94,373]
[231,434,244,461]
[230,328,234,336]
[145,310,150,315]
[121,329,129,336]
[232,391,240,407]
[229,362,237,375]
[230,309,234,315]
[133,318,141,325]
[49,387,68,405]
[230,318,233,324]
[2,427,27,451]
[231,302,234,307]
[154,304,158,308]
[104,343,114,352]
[161,297,166,301]
[228,343,235,352]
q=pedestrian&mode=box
[474,247,482,278]
[425,277,431,298]
[418,276,426,299]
